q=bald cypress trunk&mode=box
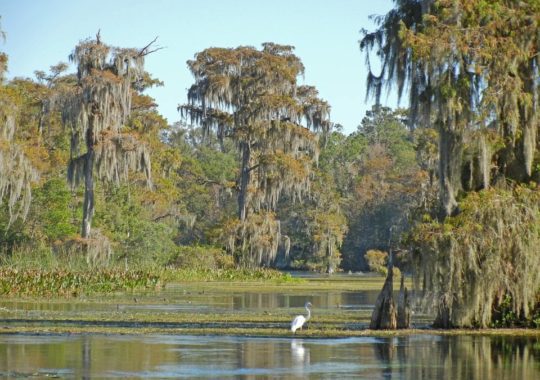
[439,127,463,217]
[81,150,94,238]
[370,261,397,330]
[397,275,411,329]
[238,142,251,221]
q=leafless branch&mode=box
[138,36,164,57]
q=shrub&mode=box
[365,249,401,277]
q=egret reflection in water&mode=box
[291,339,310,367]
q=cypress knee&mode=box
[370,265,397,330]
[397,275,411,329]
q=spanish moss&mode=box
[181,44,332,266]
[63,34,153,238]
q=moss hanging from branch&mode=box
[181,44,332,266]
[362,0,540,329]
[63,34,154,238]
[360,0,540,215]
[410,186,540,328]
[0,85,39,225]
[223,211,285,268]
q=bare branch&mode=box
[138,36,164,57]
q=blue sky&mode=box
[1,0,397,134]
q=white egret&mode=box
[291,302,312,334]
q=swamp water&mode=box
[0,333,539,379]
[0,275,539,378]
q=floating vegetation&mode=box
[162,267,299,283]
[0,268,160,297]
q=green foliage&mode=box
[365,249,401,277]
[365,249,388,275]
[32,178,77,242]
[0,267,160,297]
[359,106,415,171]
[94,184,177,265]
[338,106,424,271]
[280,152,348,273]
[162,267,297,283]
[491,293,540,328]
[165,245,234,270]
[319,130,368,196]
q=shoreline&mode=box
[1,320,539,338]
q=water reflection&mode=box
[291,339,310,370]
[0,334,538,379]
[0,288,380,313]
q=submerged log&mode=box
[397,275,411,329]
[370,266,397,329]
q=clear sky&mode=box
[1,0,397,134]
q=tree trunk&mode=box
[433,295,452,328]
[397,275,411,329]
[370,263,397,330]
[237,142,251,221]
[38,103,46,137]
[81,150,95,238]
[438,127,463,217]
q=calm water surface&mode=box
[0,274,384,314]
[1,274,538,378]
[0,333,538,379]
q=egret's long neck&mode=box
[305,306,311,321]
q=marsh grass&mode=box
[161,267,300,283]
[0,267,161,297]
[0,267,299,297]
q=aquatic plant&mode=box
[0,267,160,297]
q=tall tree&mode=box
[361,0,540,327]
[62,34,153,238]
[180,43,331,266]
